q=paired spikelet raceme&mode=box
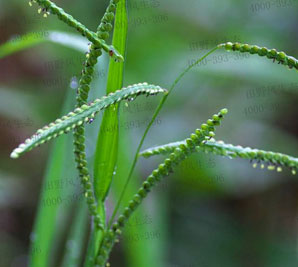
[140,140,298,175]
[77,0,120,106]
[219,42,298,70]
[10,84,167,159]
[94,108,228,267]
[73,0,121,225]
[96,0,120,41]
[29,0,123,61]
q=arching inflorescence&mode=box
[29,0,123,62]
[140,139,298,175]
[94,108,228,267]
[219,42,298,70]
[10,83,167,159]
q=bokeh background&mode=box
[0,0,298,266]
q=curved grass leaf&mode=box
[0,31,88,59]
[140,140,298,174]
[10,83,167,159]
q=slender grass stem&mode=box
[108,46,220,226]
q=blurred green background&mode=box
[0,0,298,266]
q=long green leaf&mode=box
[0,31,88,58]
[61,200,89,267]
[29,90,76,267]
[94,0,128,203]
[88,0,128,265]
[10,83,166,159]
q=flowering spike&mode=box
[219,42,298,71]
[140,140,298,174]
[10,84,167,159]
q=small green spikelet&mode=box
[10,83,167,159]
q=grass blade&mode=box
[93,0,128,203]
[88,0,128,264]
[0,31,88,58]
[61,200,89,267]
[29,90,76,267]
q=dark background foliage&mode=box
[0,0,298,266]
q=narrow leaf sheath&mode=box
[10,83,167,159]
[94,0,128,203]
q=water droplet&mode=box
[85,138,95,159]
[268,165,275,171]
[66,240,77,252]
[70,76,78,89]
[128,97,134,102]
[30,232,37,242]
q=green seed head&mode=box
[224,42,233,50]
[138,188,147,198]
[220,108,228,115]
[118,215,126,225]
[258,47,268,56]
[233,43,241,51]
[277,51,286,60]
[201,123,209,131]
[207,119,214,127]
[250,45,260,54]
[242,44,251,52]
